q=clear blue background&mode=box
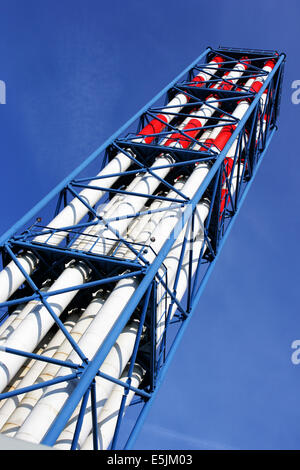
[0,0,299,450]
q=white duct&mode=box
[155,199,210,345]
[0,303,25,337]
[123,180,186,261]
[53,321,142,450]
[0,261,91,392]
[76,154,176,256]
[1,325,54,398]
[71,168,147,252]
[81,363,144,450]
[256,89,269,142]
[0,286,49,343]
[16,320,140,447]
[0,309,81,432]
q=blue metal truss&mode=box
[0,46,285,450]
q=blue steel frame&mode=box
[0,46,285,450]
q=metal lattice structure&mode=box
[0,46,285,450]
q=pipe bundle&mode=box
[0,54,275,449]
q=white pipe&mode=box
[0,309,81,432]
[0,304,25,337]
[16,320,140,446]
[256,90,268,142]
[164,167,243,332]
[75,154,175,256]
[155,199,210,345]
[0,252,38,306]
[191,128,213,151]
[71,170,147,251]
[157,221,207,345]
[53,321,141,450]
[2,326,54,395]
[0,347,44,415]
[124,180,186,261]
[81,363,144,450]
[0,286,49,343]
[0,261,91,393]
[113,199,163,260]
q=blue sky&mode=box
[0,0,299,450]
